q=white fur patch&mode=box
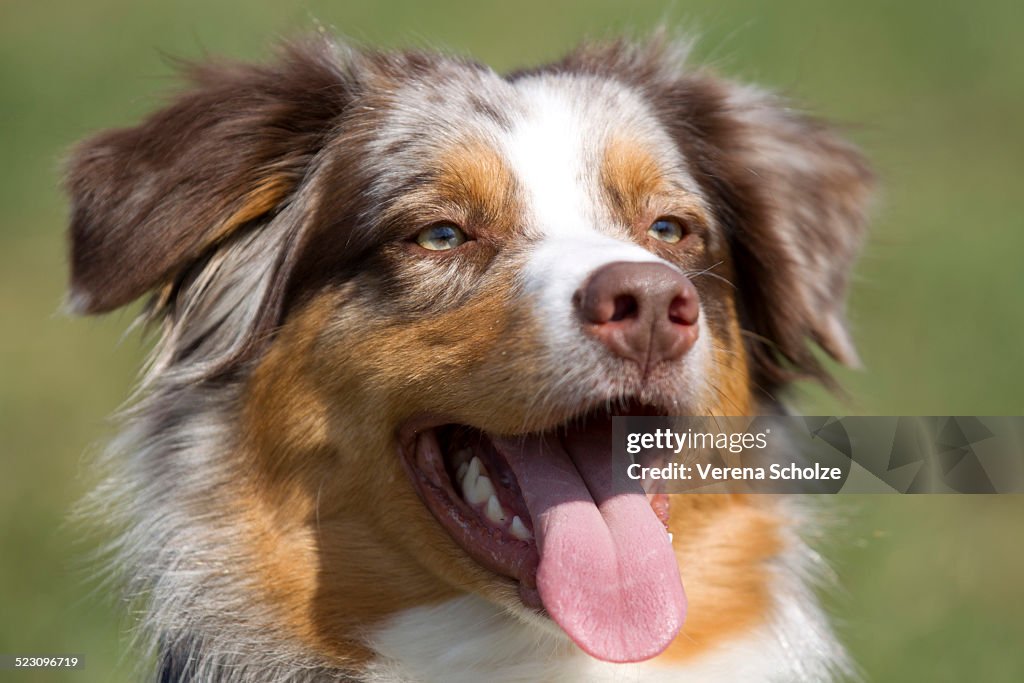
[501,78,685,355]
[501,84,595,237]
[365,574,843,683]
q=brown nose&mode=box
[574,261,700,367]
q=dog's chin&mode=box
[398,396,687,664]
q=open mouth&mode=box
[399,401,686,664]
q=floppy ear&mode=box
[64,38,362,314]
[552,38,874,387]
[672,76,875,387]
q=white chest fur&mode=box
[363,583,844,683]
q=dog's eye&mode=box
[415,223,468,251]
[647,217,686,244]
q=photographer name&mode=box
[627,462,844,482]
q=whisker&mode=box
[686,261,736,289]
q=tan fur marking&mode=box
[705,294,755,416]
[658,495,781,661]
[436,139,517,227]
[382,137,519,237]
[601,135,668,218]
[600,135,711,254]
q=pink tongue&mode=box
[493,425,686,663]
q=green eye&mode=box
[415,223,468,251]
[647,217,685,244]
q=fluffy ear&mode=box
[676,77,874,387]
[553,38,874,387]
[64,38,363,314]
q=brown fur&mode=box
[66,42,360,314]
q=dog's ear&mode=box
[554,38,874,387]
[674,77,874,387]
[64,39,363,314]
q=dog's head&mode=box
[67,37,871,670]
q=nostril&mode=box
[668,294,698,326]
[610,295,638,322]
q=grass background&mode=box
[1,0,1021,680]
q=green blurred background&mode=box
[1,1,1021,681]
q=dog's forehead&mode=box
[364,66,701,233]
[502,73,694,237]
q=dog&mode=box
[66,33,872,682]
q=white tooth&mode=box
[455,462,469,482]
[467,475,496,505]
[485,495,507,523]
[667,532,674,545]
[466,457,481,482]
[510,516,533,541]
[460,458,481,501]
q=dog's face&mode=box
[67,38,871,672]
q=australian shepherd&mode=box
[66,33,873,682]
